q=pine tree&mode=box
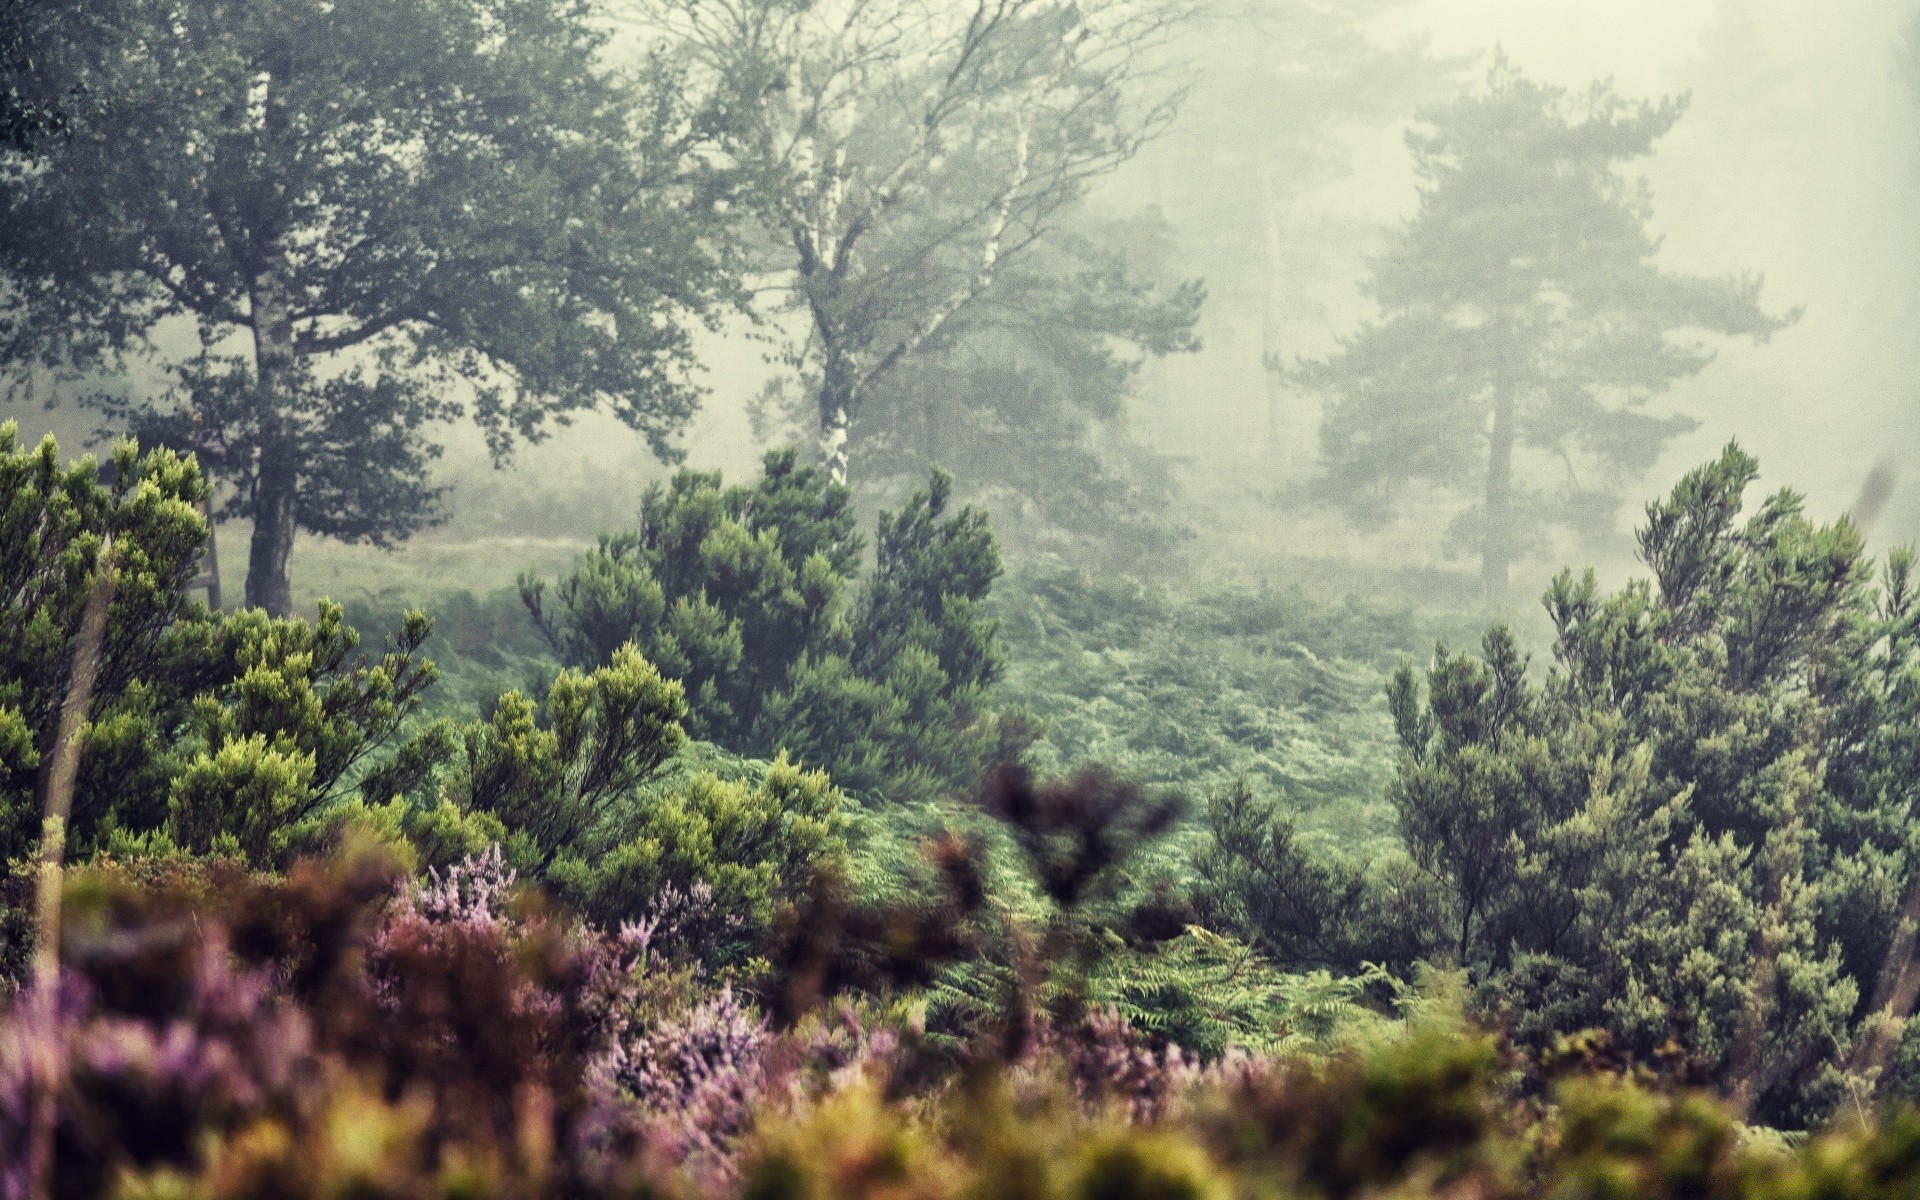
[1376,444,1920,1126]
[1297,58,1795,607]
[525,456,1020,801]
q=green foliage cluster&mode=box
[1189,778,1441,976]
[371,642,847,966]
[0,0,748,611]
[995,564,1460,855]
[842,764,1391,1066]
[0,422,438,871]
[525,449,1020,802]
[1201,443,1920,1128]
[0,431,850,971]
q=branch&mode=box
[859,104,1033,394]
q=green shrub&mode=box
[525,451,1018,802]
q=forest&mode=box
[0,0,1916,1196]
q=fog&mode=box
[6,0,1917,605]
[433,0,1920,607]
[8,0,1920,1155]
[1101,0,1919,590]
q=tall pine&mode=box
[1297,58,1794,607]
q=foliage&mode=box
[363,645,847,970]
[0,0,138,151]
[527,453,1018,802]
[0,427,437,873]
[761,206,1204,572]
[657,0,1190,483]
[994,562,1461,854]
[523,448,860,745]
[1086,928,1396,1059]
[1191,777,1443,974]
[1295,56,1795,602]
[0,0,746,610]
[870,764,1394,1065]
[19,848,1920,1200]
[1368,443,1920,1127]
[343,586,559,719]
[0,432,851,980]
[545,752,847,967]
[435,645,689,855]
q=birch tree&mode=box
[656,0,1190,484]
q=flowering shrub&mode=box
[7,846,1920,1199]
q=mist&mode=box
[238,0,1920,614]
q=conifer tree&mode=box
[1297,58,1795,606]
[1376,444,1920,1126]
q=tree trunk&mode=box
[1255,151,1290,471]
[192,491,222,611]
[818,358,855,487]
[25,536,117,1200]
[1482,386,1515,610]
[245,272,299,616]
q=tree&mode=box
[1190,776,1440,975]
[0,0,137,151]
[1149,0,1458,472]
[815,206,1204,570]
[525,455,1021,800]
[762,467,1015,796]
[1373,444,1920,1127]
[653,0,1189,483]
[1296,58,1795,607]
[0,0,745,613]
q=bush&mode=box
[525,451,1021,802]
[12,842,1920,1200]
[0,426,438,872]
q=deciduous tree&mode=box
[0,0,745,613]
[653,0,1190,483]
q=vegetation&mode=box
[0,0,745,612]
[995,564,1470,854]
[0,357,1918,1195]
[655,0,1190,484]
[0,2,1914,1194]
[523,451,1020,802]
[1187,444,1920,1129]
[1296,59,1795,605]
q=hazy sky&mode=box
[1402,0,1724,89]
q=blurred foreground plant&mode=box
[4,843,1920,1198]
